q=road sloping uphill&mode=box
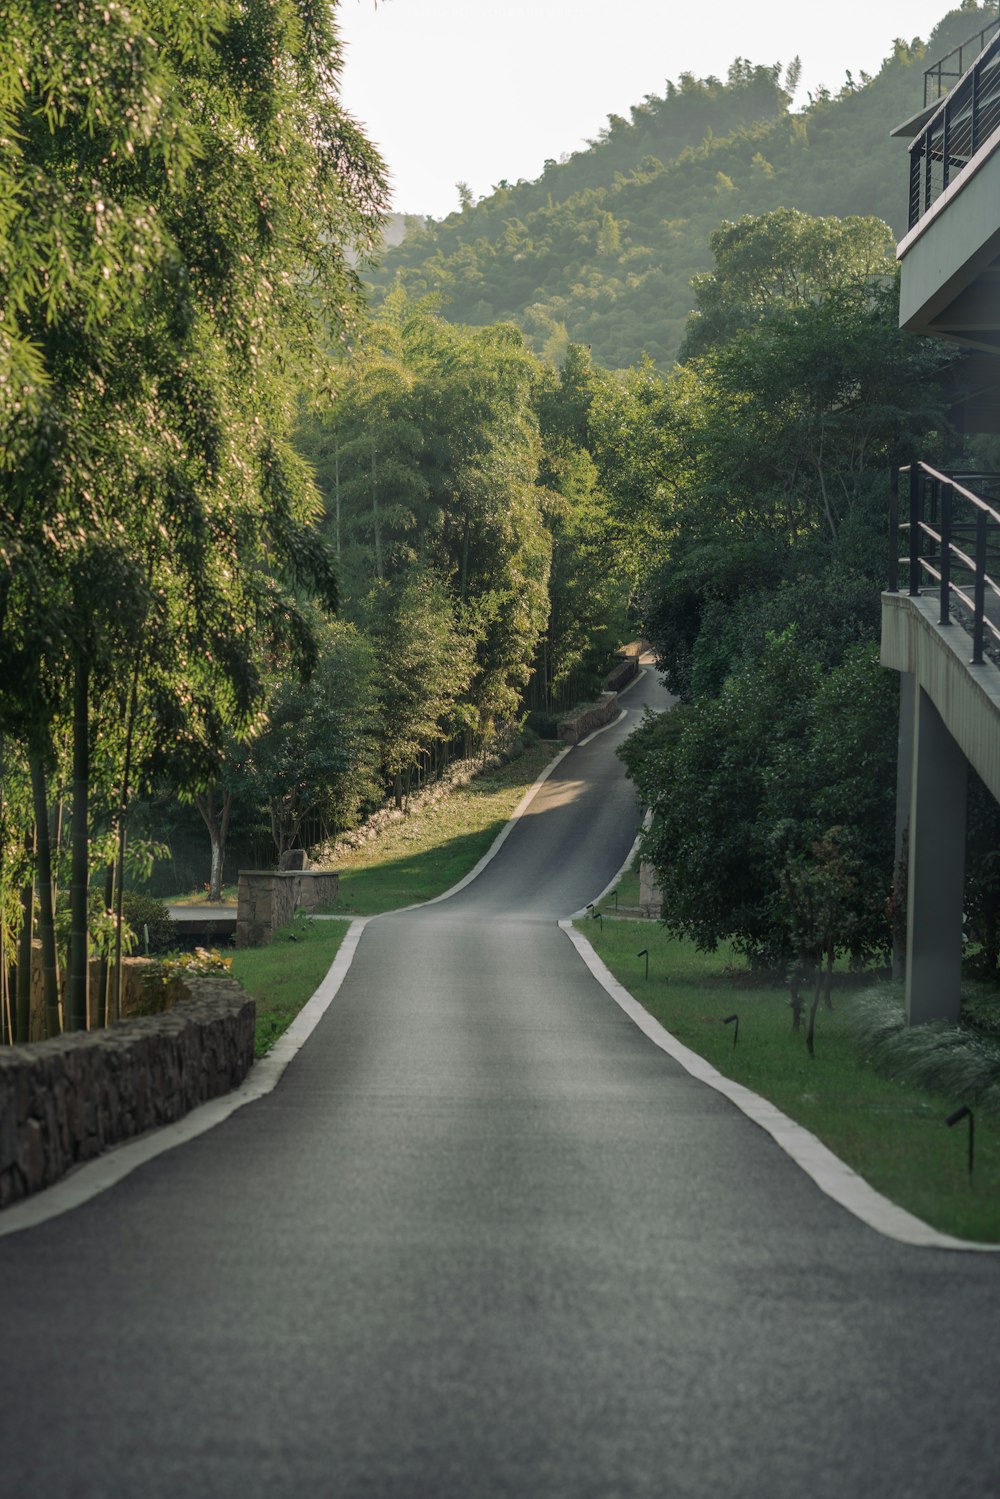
[0,666,998,1498]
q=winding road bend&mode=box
[2,666,999,1498]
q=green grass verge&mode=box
[596,860,641,912]
[577,917,1000,1243]
[320,741,564,915]
[161,886,238,906]
[230,913,348,1057]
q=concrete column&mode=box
[905,686,967,1024]
[892,672,914,980]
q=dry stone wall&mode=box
[237,870,340,947]
[558,692,620,745]
[0,976,255,1208]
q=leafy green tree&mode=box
[244,619,381,855]
[0,0,386,1028]
[363,571,474,807]
[622,636,897,992]
[679,208,896,358]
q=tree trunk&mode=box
[96,861,114,1029]
[371,448,383,581]
[15,869,33,1043]
[460,510,469,604]
[113,651,142,1025]
[67,656,90,1031]
[29,752,60,1037]
[334,441,341,563]
[196,787,234,901]
[806,971,823,1058]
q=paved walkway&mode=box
[1,667,998,1497]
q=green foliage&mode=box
[0,0,386,1026]
[843,983,1000,1113]
[625,636,898,967]
[120,891,177,955]
[365,9,995,368]
[680,209,896,357]
[244,615,382,853]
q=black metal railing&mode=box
[909,30,1000,228]
[924,16,1000,107]
[891,463,1000,664]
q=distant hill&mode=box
[367,5,992,368]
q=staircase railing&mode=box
[909,30,1000,228]
[923,16,1000,107]
[890,463,1000,665]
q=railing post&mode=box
[888,467,899,592]
[942,104,951,191]
[939,482,952,624]
[971,59,980,156]
[972,508,987,664]
[909,464,921,595]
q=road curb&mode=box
[560,919,1000,1255]
[0,918,370,1238]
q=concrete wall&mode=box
[0,976,256,1208]
[236,870,340,947]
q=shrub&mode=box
[121,892,177,954]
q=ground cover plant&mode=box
[320,740,564,915]
[230,915,348,1058]
[576,914,1000,1243]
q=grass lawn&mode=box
[578,916,1000,1244]
[230,913,349,1057]
[595,860,641,912]
[162,886,238,907]
[320,740,564,915]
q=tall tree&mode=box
[0,0,386,1023]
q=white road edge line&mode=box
[4,665,659,1234]
[560,919,1000,1255]
[0,701,614,1234]
[0,918,371,1238]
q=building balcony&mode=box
[892,27,1000,367]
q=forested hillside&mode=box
[368,5,992,367]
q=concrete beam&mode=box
[881,591,1000,804]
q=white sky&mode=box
[334,0,973,217]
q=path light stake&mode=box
[638,948,649,980]
[723,1014,740,1049]
[613,891,618,911]
[946,1105,975,1179]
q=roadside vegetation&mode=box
[578,915,1000,1243]
[319,740,563,915]
[230,915,349,1059]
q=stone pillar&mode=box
[892,671,914,980]
[905,685,967,1025]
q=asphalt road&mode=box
[2,667,999,1498]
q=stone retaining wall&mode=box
[0,976,255,1208]
[558,692,620,745]
[639,859,664,918]
[605,654,639,693]
[28,948,186,1041]
[236,870,340,947]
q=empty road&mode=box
[1,666,998,1498]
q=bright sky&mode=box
[334,0,971,217]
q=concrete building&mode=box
[881,15,1000,1022]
